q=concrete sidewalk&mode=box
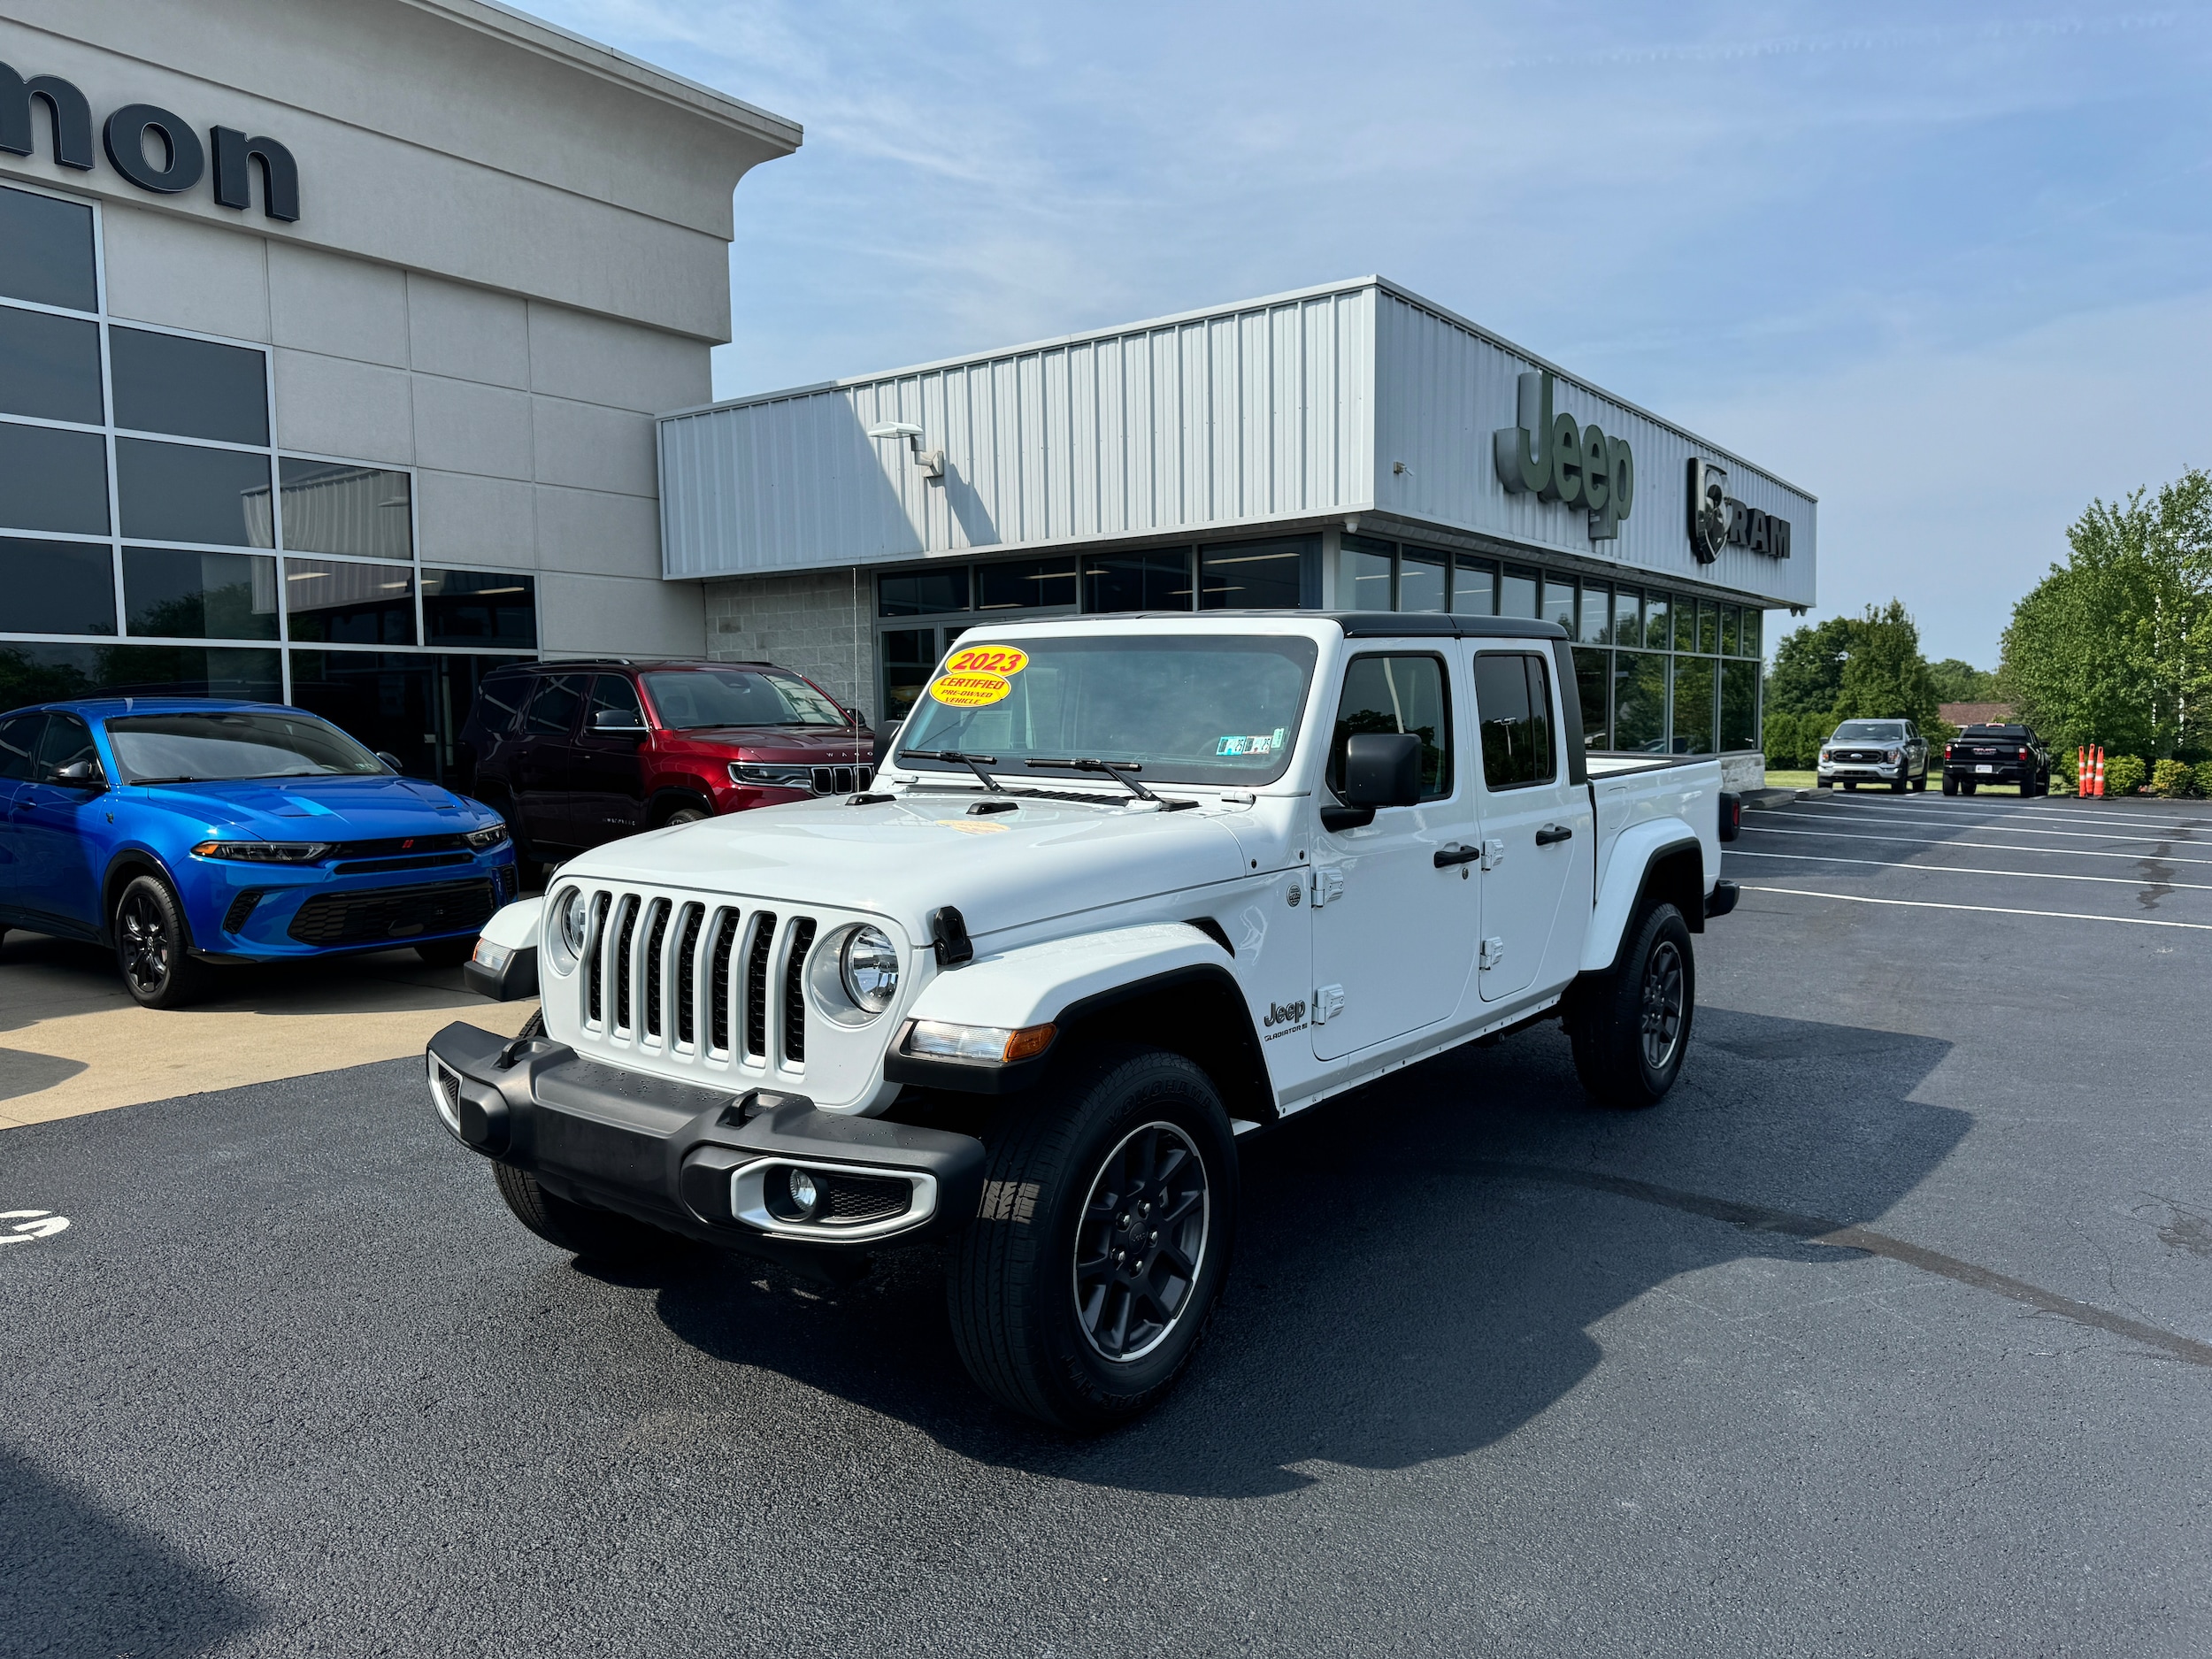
[0,932,537,1129]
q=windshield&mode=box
[106,711,387,783]
[1832,721,1906,741]
[643,669,847,729]
[894,634,1318,787]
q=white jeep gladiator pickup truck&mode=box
[428,611,1740,1431]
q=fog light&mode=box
[787,1168,821,1216]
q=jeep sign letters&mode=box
[1494,370,1635,541]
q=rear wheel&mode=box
[113,874,207,1010]
[1570,902,1695,1110]
[492,1164,690,1263]
[949,1042,1236,1432]
[661,805,710,827]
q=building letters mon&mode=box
[0,61,299,221]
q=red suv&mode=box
[461,659,873,875]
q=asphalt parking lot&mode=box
[4,788,2209,1656]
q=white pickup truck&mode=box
[429,611,1740,1431]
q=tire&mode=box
[492,1163,689,1263]
[416,936,478,967]
[1941,775,1956,796]
[2022,777,2039,798]
[1841,780,1857,792]
[949,1042,1236,1433]
[1912,770,1928,792]
[1570,902,1695,1110]
[1890,772,1908,793]
[659,803,710,828]
[1816,779,1831,788]
[113,873,208,1010]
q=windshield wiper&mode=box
[128,775,209,786]
[1024,757,1194,810]
[898,749,1004,793]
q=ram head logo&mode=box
[1687,458,1729,565]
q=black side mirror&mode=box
[1322,732,1424,831]
[49,757,104,790]
[589,708,648,737]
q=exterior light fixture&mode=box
[866,420,945,481]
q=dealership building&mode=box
[2,4,1814,789]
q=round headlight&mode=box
[840,926,901,1015]
[548,887,590,972]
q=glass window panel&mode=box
[116,438,272,548]
[1500,566,1539,619]
[1614,588,1640,648]
[1397,550,1446,613]
[878,568,969,618]
[123,548,277,641]
[1573,646,1609,749]
[587,672,646,734]
[1328,653,1450,800]
[879,627,938,723]
[521,672,587,737]
[1473,651,1555,787]
[35,712,97,774]
[975,557,1077,611]
[1578,582,1611,643]
[1720,658,1761,751]
[0,641,277,704]
[1613,650,1667,751]
[0,186,97,312]
[283,557,416,645]
[438,653,535,790]
[1672,595,1697,653]
[0,536,115,635]
[1541,574,1577,635]
[0,306,103,425]
[1697,600,1718,655]
[1201,537,1310,610]
[0,421,110,534]
[1721,606,1740,657]
[1741,609,1763,658]
[1671,655,1716,755]
[1340,534,1394,611]
[277,458,413,558]
[109,326,269,446]
[1083,550,1191,613]
[423,568,536,648]
[1449,556,1496,616]
[287,651,439,778]
[0,712,42,780]
[1645,592,1671,650]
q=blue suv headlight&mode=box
[190,841,334,863]
[463,820,511,850]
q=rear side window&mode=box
[1327,654,1451,801]
[476,671,532,733]
[0,713,45,782]
[522,673,587,737]
[1474,651,1555,789]
[588,674,646,730]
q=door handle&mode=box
[1534,824,1574,846]
[1432,843,1482,868]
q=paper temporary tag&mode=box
[929,671,1012,708]
[1216,733,1277,756]
[943,645,1029,677]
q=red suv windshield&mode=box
[642,669,846,730]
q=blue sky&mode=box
[523,1,2212,666]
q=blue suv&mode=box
[0,699,518,1009]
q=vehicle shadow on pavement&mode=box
[650,1007,1965,1496]
[0,1445,264,1651]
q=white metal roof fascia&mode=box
[663,273,1812,503]
[398,0,803,149]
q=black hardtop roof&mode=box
[990,611,1570,641]
[1961,723,2031,734]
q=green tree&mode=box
[1764,616,1853,716]
[1926,658,2001,704]
[2000,470,2212,758]
[1833,600,1941,731]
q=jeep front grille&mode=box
[810,764,872,795]
[575,887,818,1071]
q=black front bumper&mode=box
[426,1022,987,1260]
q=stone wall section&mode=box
[704,568,872,712]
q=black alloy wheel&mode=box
[113,873,206,1010]
[1072,1120,1211,1363]
[1639,937,1687,1073]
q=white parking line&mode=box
[1801,795,2212,832]
[1743,823,2212,866]
[1740,885,2212,932]
[1753,806,2193,846]
[1726,849,2212,890]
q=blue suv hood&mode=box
[137,774,485,838]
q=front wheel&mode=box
[949,1043,1236,1433]
[1570,902,1695,1110]
[113,873,207,1010]
[659,803,710,828]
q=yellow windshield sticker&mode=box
[928,670,1012,708]
[943,644,1029,678]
